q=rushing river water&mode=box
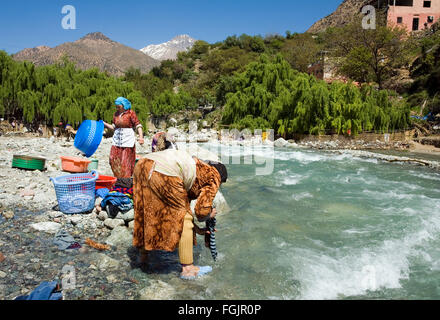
[164,144,440,300]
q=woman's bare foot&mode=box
[95,204,102,213]
[181,264,200,278]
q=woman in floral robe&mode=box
[133,149,228,279]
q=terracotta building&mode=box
[387,0,440,32]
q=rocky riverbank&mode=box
[0,135,227,300]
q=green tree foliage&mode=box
[150,89,197,117]
[281,33,322,73]
[407,23,440,115]
[0,51,149,128]
[324,16,413,89]
[222,55,410,136]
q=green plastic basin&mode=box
[12,155,46,171]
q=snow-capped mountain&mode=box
[140,35,196,61]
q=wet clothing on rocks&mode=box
[97,178,134,218]
[14,281,63,300]
[53,230,81,250]
[109,110,142,178]
[133,149,222,264]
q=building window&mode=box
[394,0,414,6]
[397,17,403,23]
[424,1,431,8]
[413,17,419,31]
[428,16,434,23]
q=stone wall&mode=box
[293,131,413,143]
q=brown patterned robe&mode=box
[133,157,221,252]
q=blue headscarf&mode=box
[115,97,132,111]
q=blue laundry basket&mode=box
[50,171,98,214]
[74,120,104,158]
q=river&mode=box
[171,144,440,300]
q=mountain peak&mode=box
[172,34,192,40]
[81,32,113,42]
[140,35,196,61]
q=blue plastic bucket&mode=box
[50,171,98,214]
[74,120,104,158]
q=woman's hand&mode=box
[209,207,217,219]
[103,122,114,130]
[138,137,145,145]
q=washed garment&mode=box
[96,188,110,199]
[14,281,62,300]
[205,218,217,261]
[144,149,197,192]
[100,191,133,217]
[53,230,81,251]
[133,158,221,252]
[109,110,142,178]
[110,186,133,198]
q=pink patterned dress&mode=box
[109,110,142,178]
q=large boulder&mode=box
[274,138,289,148]
[104,218,125,230]
[105,226,133,247]
[95,253,120,271]
[30,222,61,234]
[115,209,134,222]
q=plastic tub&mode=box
[50,171,98,214]
[74,120,104,158]
[95,175,117,190]
[60,156,91,173]
[88,159,99,171]
[12,155,46,171]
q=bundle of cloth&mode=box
[96,178,133,218]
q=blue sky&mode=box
[1,0,342,54]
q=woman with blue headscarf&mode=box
[103,97,144,178]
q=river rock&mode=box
[0,252,5,263]
[139,280,176,300]
[0,271,6,278]
[48,211,64,218]
[69,216,83,226]
[30,222,61,233]
[105,226,132,247]
[213,191,230,214]
[2,210,14,219]
[128,221,134,230]
[95,253,120,271]
[115,209,134,222]
[274,138,289,148]
[98,211,108,221]
[104,218,125,230]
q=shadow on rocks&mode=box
[127,246,181,275]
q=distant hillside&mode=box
[13,32,160,76]
[140,35,196,61]
[308,0,374,33]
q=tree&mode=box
[324,16,413,89]
[222,54,410,137]
[281,33,322,73]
